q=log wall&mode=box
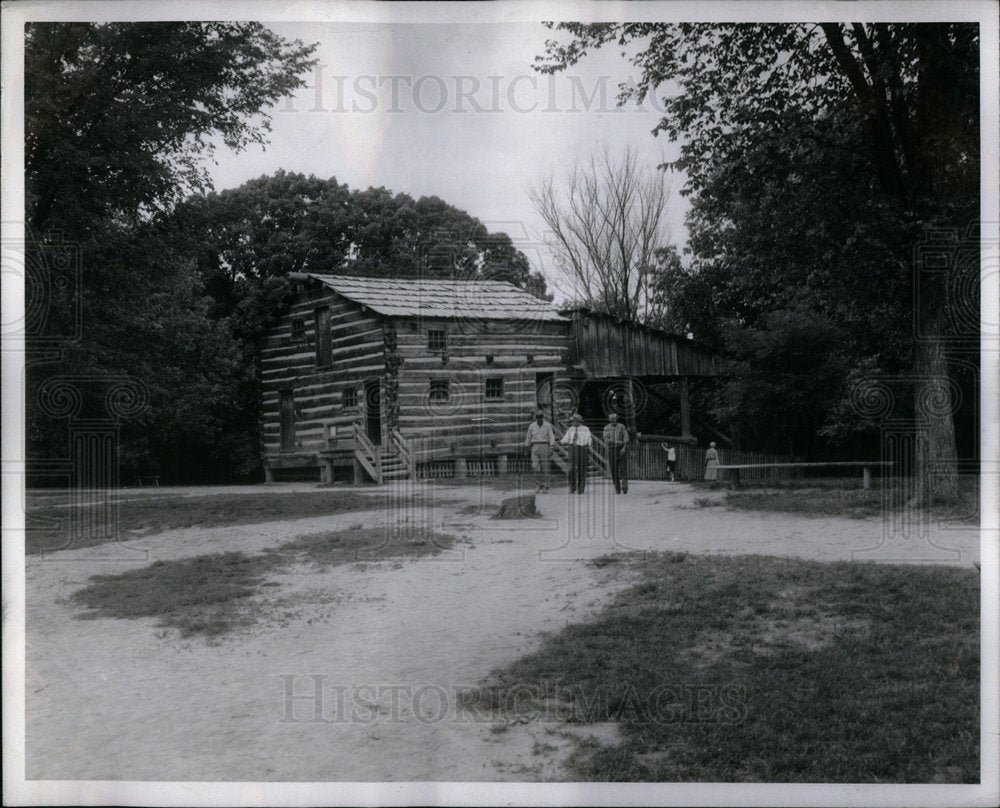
[260,286,385,468]
[391,316,569,461]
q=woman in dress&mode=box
[704,441,719,484]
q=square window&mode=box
[291,318,305,341]
[343,387,358,408]
[429,379,450,403]
[485,377,504,400]
[427,329,447,351]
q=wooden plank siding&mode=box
[260,287,385,467]
[566,310,721,379]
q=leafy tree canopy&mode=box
[537,23,979,475]
[26,22,316,237]
[164,170,550,303]
[537,23,977,208]
[25,22,317,483]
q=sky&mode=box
[205,22,688,299]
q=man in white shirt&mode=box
[524,409,556,492]
[560,413,592,494]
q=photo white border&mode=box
[2,2,997,806]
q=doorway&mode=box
[364,379,382,445]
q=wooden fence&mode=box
[627,439,801,482]
[406,436,801,483]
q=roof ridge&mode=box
[297,271,565,322]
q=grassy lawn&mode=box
[71,527,455,638]
[717,476,979,521]
[25,490,455,554]
[469,552,979,782]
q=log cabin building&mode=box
[261,273,722,483]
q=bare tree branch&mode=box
[528,145,676,321]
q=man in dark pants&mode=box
[602,412,629,494]
[560,413,592,494]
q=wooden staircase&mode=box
[379,448,409,481]
[551,428,610,480]
[353,423,414,484]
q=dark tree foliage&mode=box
[166,171,549,296]
[25,22,317,483]
[538,23,978,490]
[26,22,316,237]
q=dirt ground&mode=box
[24,480,981,781]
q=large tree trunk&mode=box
[910,327,960,506]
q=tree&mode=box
[529,146,675,321]
[166,171,549,297]
[25,23,317,482]
[25,22,316,238]
[537,23,978,501]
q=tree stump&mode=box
[492,494,538,519]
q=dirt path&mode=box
[25,481,980,781]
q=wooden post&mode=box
[264,466,274,483]
[679,376,692,438]
[862,465,872,490]
[625,376,638,438]
[353,457,364,486]
[496,454,508,475]
[320,459,332,485]
[455,457,468,477]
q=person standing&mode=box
[524,409,556,492]
[560,413,592,494]
[704,441,720,487]
[662,442,677,481]
[602,412,629,494]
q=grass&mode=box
[25,490,456,554]
[720,476,979,521]
[467,552,979,782]
[71,526,454,638]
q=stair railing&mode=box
[552,426,609,477]
[353,422,382,484]
[390,427,414,479]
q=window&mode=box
[343,386,358,408]
[291,318,305,341]
[429,379,450,403]
[485,377,504,400]
[315,307,332,366]
[324,422,337,447]
[427,329,447,351]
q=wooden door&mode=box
[364,380,382,445]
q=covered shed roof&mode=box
[294,273,567,322]
[564,308,723,378]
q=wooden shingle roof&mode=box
[301,273,567,322]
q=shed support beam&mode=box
[626,376,638,437]
[679,376,692,439]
